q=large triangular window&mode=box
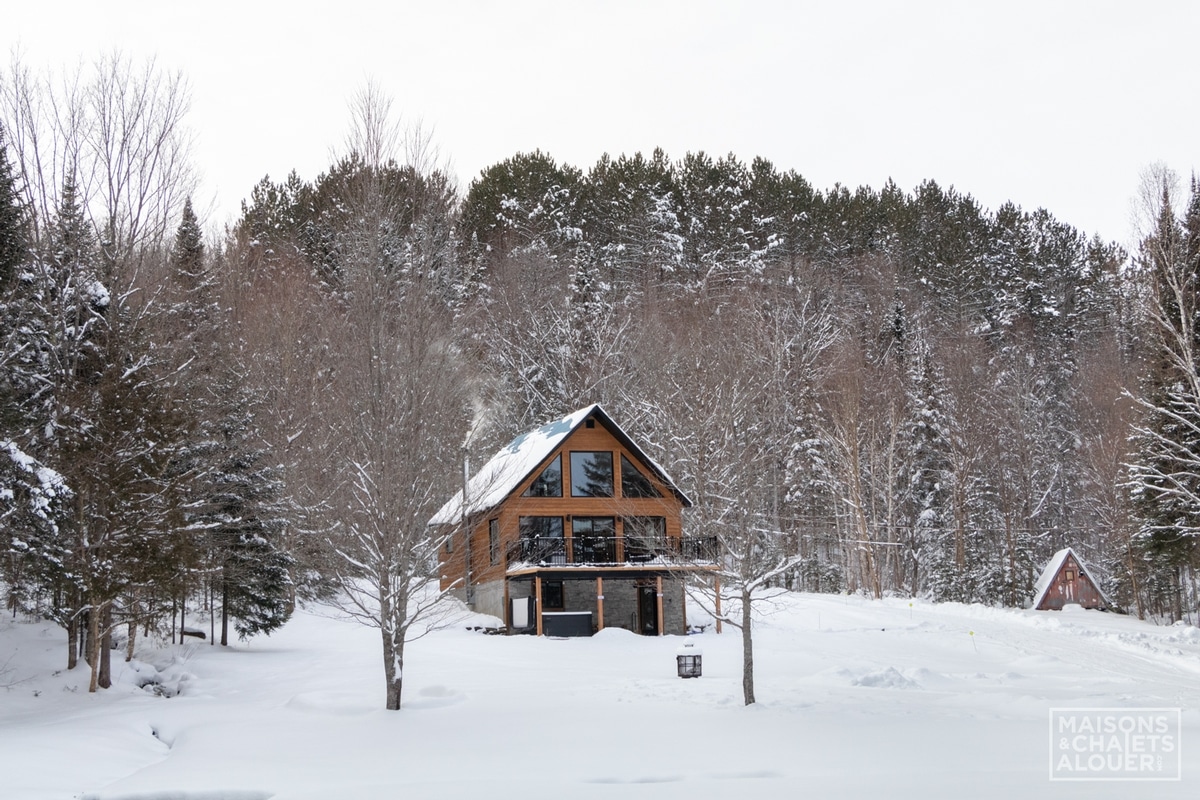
[523,455,562,497]
[621,454,661,498]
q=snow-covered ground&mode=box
[2,593,1199,799]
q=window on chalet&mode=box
[573,517,616,537]
[488,519,500,565]
[519,516,563,539]
[522,455,562,497]
[518,516,564,562]
[572,517,616,563]
[624,516,667,561]
[542,580,564,610]
[570,451,613,497]
[620,454,661,498]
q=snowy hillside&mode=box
[2,594,1199,799]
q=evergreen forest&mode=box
[3,61,1200,696]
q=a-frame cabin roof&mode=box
[428,404,691,525]
[1031,547,1114,609]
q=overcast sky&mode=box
[4,1,1197,248]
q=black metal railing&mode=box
[506,535,718,567]
[680,535,720,562]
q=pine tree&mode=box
[582,149,683,288]
[675,151,758,281]
[460,150,584,257]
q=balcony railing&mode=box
[507,535,718,567]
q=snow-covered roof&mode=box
[428,404,690,525]
[1031,547,1114,609]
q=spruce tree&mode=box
[904,337,953,599]
[165,202,294,644]
[172,197,204,285]
[0,124,27,290]
[0,157,69,612]
[201,381,294,644]
[1128,179,1200,616]
[1,124,31,435]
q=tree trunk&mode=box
[221,567,229,647]
[79,607,90,666]
[381,625,406,711]
[67,608,78,670]
[1173,567,1184,622]
[209,576,215,645]
[125,618,137,662]
[741,588,755,706]
[98,604,112,689]
[1125,539,1145,620]
[87,603,100,692]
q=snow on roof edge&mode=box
[1031,547,1115,609]
[428,404,598,525]
[427,403,691,526]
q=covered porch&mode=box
[505,566,713,637]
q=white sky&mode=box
[4,0,1197,248]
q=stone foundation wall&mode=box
[471,579,505,621]
[502,575,686,635]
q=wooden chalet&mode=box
[1031,547,1113,611]
[430,404,716,636]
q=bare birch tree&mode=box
[2,51,194,263]
[312,84,471,710]
[668,284,836,705]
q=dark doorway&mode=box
[637,586,659,636]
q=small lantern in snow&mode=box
[676,642,702,678]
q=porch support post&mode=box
[535,576,544,637]
[682,577,688,633]
[596,577,605,632]
[714,574,722,634]
[656,576,664,636]
[503,580,511,635]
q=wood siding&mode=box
[1036,553,1106,610]
[440,419,686,592]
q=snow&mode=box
[429,404,597,525]
[83,278,111,309]
[3,593,1200,798]
[3,439,70,519]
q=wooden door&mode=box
[637,586,659,636]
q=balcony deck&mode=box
[505,535,717,575]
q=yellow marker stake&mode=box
[969,630,977,653]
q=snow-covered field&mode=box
[3,594,1199,799]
